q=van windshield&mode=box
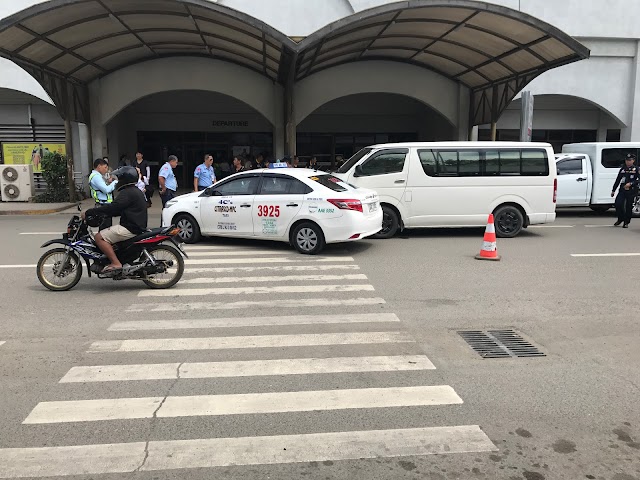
[336,148,373,174]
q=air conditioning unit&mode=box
[0,164,35,202]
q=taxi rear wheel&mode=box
[291,222,325,255]
[174,214,201,244]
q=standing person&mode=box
[193,154,215,192]
[255,153,265,169]
[134,152,153,207]
[118,154,129,168]
[307,156,318,169]
[232,156,245,173]
[292,155,300,168]
[158,155,179,208]
[612,153,639,228]
[89,158,118,230]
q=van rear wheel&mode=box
[373,206,399,239]
[494,205,524,238]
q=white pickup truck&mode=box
[555,142,640,216]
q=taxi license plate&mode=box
[368,203,378,213]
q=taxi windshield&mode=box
[309,174,355,192]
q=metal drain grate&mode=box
[458,329,545,358]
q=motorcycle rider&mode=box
[82,166,148,272]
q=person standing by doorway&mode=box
[89,158,118,230]
[193,154,215,192]
[232,156,245,174]
[135,151,152,207]
[612,153,639,228]
[159,155,178,208]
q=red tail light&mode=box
[327,199,363,213]
[553,178,557,203]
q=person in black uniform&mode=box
[611,153,639,228]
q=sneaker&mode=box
[614,220,623,226]
[623,224,629,228]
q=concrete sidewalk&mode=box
[0,198,94,215]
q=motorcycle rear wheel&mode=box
[142,244,184,289]
[37,248,83,291]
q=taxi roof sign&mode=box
[269,162,289,169]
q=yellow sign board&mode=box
[1,143,66,173]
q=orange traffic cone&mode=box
[475,214,501,261]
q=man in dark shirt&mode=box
[611,153,639,228]
[82,166,148,271]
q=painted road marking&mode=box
[180,273,368,284]
[186,250,291,257]
[138,284,375,297]
[0,426,497,477]
[88,331,413,353]
[0,341,5,347]
[527,225,575,228]
[183,264,361,274]
[0,265,36,269]
[127,297,386,312]
[24,386,461,423]
[109,313,400,331]
[571,253,640,257]
[584,225,613,228]
[60,355,435,383]
[184,256,355,265]
[18,232,61,235]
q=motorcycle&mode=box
[36,211,188,291]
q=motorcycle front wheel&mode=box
[37,248,83,291]
[142,244,184,289]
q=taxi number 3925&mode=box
[257,205,280,217]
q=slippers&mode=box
[103,265,122,273]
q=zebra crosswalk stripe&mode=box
[88,331,413,353]
[60,355,436,382]
[138,284,375,297]
[180,273,368,284]
[127,297,386,312]
[24,385,463,423]
[109,312,400,330]
[0,426,497,478]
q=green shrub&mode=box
[33,152,70,203]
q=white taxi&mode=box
[161,166,382,254]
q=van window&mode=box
[602,148,639,169]
[556,158,583,175]
[336,148,373,174]
[359,149,407,176]
[419,149,549,177]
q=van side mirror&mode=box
[354,164,364,177]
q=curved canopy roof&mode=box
[0,0,589,125]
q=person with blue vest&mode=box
[193,154,215,192]
[89,158,118,230]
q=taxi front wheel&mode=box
[174,214,201,244]
[291,222,325,255]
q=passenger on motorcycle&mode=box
[82,166,148,272]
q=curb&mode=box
[0,204,78,216]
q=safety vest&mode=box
[89,171,113,204]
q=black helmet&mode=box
[111,166,138,188]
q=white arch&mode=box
[95,57,281,126]
[294,61,459,127]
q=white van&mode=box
[557,142,640,213]
[333,142,557,238]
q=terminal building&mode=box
[0,0,637,187]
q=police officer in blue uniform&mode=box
[611,153,639,228]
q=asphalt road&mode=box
[0,207,639,480]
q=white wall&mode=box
[295,61,459,127]
[94,57,281,127]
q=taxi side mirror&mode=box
[354,164,364,177]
